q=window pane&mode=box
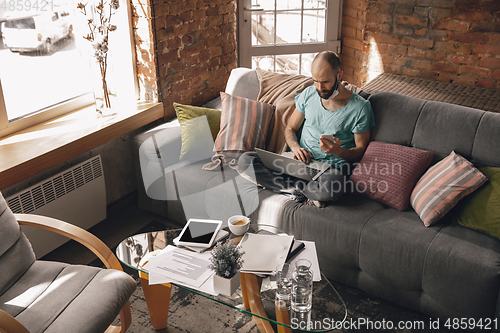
[302,10,325,43]
[252,55,275,72]
[277,0,302,10]
[251,0,274,11]
[304,0,326,9]
[251,12,275,46]
[276,11,301,44]
[276,54,299,74]
[300,53,316,76]
[0,7,92,122]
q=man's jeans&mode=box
[238,152,349,202]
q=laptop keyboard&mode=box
[305,166,321,178]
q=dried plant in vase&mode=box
[77,0,119,111]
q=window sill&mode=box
[0,101,164,190]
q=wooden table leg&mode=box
[240,273,275,333]
[240,272,251,311]
[139,271,172,330]
[275,301,292,333]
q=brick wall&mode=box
[131,0,238,119]
[341,0,500,89]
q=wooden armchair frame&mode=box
[0,214,132,333]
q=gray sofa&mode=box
[133,68,500,327]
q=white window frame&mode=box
[0,0,137,138]
[238,0,342,72]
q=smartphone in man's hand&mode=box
[320,134,335,142]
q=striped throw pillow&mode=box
[410,151,488,227]
[214,92,275,155]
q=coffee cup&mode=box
[228,215,250,236]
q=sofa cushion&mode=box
[368,92,425,147]
[357,208,446,310]
[173,103,221,161]
[471,111,500,167]
[412,100,484,164]
[411,151,488,227]
[452,167,500,239]
[420,223,500,320]
[214,92,275,156]
[349,141,434,211]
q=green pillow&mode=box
[173,103,221,160]
[453,167,500,239]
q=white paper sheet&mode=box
[143,246,213,289]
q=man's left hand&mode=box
[320,137,342,156]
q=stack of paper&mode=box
[237,233,294,275]
[141,245,217,295]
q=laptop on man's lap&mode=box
[255,148,331,181]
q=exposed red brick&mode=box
[343,37,364,50]
[447,54,479,66]
[402,36,434,48]
[454,11,493,21]
[420,70,439,80]
[480,57,500,69]
[408,47,426,58]
[452,75,477,86]
[415,28,428,36]
[343,16,365,30]
[448,32,489,44]
[473,44,500,55]
[490,34,500,46]
[493,70,500,80]
[459,65,491,78]
[403,68,420,76]
[387,44,408,55]
[368,12,392,24]
[433,19,469,32]
[476,79,496,89]
[397,15,429,27]
[432,61,458,73]
[372,33,402,44]
[435,41,473,53]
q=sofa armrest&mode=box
[133,120,183,200]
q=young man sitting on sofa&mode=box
[239,51,375,207]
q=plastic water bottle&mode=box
[291,259,313,312]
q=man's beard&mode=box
[316,86,337,99]
[316,78,339,99]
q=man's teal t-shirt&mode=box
[295,85,375,166]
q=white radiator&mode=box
[6,155,107,258]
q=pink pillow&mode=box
[350,141,434,211]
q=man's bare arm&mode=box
[319,130,371,162]
[284,109,313,163]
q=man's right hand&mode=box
[292,147,313,164]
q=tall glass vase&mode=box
[91,58,117,117]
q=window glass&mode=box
[0,4,92,122]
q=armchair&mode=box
[0,192,136,333]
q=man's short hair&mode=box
[313,51,341,73]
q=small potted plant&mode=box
[209,241,244,296]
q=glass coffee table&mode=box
[116,224,347,332]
